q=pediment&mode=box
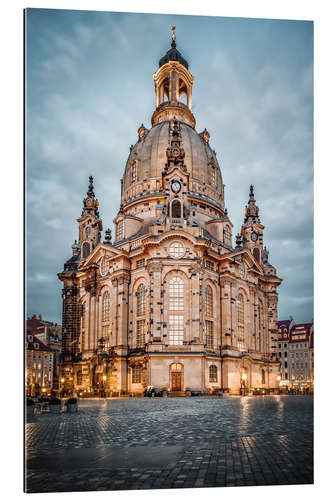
[81,243,127,267]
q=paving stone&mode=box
[25,395,313,493]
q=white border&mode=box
[1,1,331,500]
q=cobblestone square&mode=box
[25,395,313,493]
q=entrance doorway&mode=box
[170,362,183,391]
[171,372,182,391]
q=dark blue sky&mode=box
[26,9,313,324]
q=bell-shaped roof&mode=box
[159,39,189,69]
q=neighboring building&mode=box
[277,319,314,391]
[25,331,54,396]
[58,30,282,396]
[26,315,62,388]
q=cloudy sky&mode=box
[25,8,313,325]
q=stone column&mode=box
[220,277,233,347]
[189,263,201,343]
[148,262,163,342]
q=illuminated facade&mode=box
[58,31,282,395]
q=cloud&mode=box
[26,10,313,324]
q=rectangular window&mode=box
[205,260,214,271]
[169,315,184,345]
[132,365,142,384]
[136,259,145,269]
[206,320,214,348]
[136,320,145,346]
[116,220,124,240]
[285,361,287,368]
[284,352,287,357]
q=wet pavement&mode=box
[25,395,313,492]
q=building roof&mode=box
[289,323,312,344]
[159,40,189,69]
[26,330,52,352]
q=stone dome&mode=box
[122,121,224,209]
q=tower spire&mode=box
[244,184,260,224]
[87,175,95,198]
[171,25,176,48]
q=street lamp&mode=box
[277,375,281,394]
[102,375,107,398]
[241,373,247,396]
[60,377,65,397]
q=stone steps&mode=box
[167,391,187,397]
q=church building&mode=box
[58,30,282,396]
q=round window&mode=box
[168,241,185,259]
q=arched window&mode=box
[210,165,216,185]
[136,284,146,346]
[136,284,146,316]
[178,78,188,105]
[171,199,181,218]
[169,277,184,311]
[132,364,142,384]
[224,225,232,246]
[209,365,217,382]
[253,247,260,262]
[205,286,213,316]
[82,242,90,259]
[116,220,124,241]
[102,291,110,322]
[169,277,184,345]
[237,293,245,351]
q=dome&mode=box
[159,40,189,69]
[122,121,224,209]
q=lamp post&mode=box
[241,373,247,396]
[60,377,65,398]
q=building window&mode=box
[209,365,217,382]
[205,260,214,271]
[168,277,184,345]
[136,259,145,269]
[169,315,184,345]
[132,364,142,383]
[261,369,265,384]
[169,241,185,259]
[131,160,137,183]
[224,225,232,246]
[237,293,245,351]
[284,352,287,357]
[285,361,287,368]
[102,291,110,322]
[171,199,182,218]
[116,220,124,241]
[205,285,213,316]
[206,320,214,348]
[82,242,90,259]
[136,319,145,346]
[210,165,216,185]
[137,284,146,316]
[169,277,184,311]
